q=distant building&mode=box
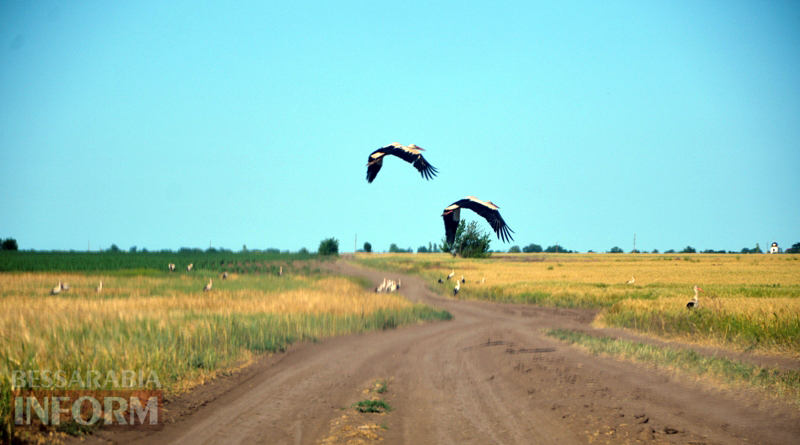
[770,242,780,254]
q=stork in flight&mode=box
[686,286,703,309]
[366,143,438,183]
[442,196,515,244]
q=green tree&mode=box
[363,242,372,253]
[522,243,542,253]
[417,245,429,253]
[785,242,800,254]
[508,245,521,253]
[608,246,624,253]
[1,238,18,250]
[318,238,339,256]
[441,220,492,258]
[681,246,696,253]
[109,244,120,252]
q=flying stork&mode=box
[366,143,438,183]
[686,286,703,309]
[442,196,515,244]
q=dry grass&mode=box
[0,273,446,395]
[354,253,800,355]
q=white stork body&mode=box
[461,275,465,283]
[51,281,62,295]
[203,279,213,292]
[60,282,70,291]
[376,278,387,293]
[279,266,283,276]
[222,272,228,280]
[686,286,703,309]
[169,263,176,272]
[442,196,514,244]
[366,143,438,183]
[388,280,397,293]
[187,263,194,272]
[626,276,635,284]
[447,270,454,280]
[453,281,461,296]
[96,281,103,293]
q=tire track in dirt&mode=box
[82,260,799,445]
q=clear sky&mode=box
[2,1,798,253]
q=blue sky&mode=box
[2,1,798,253]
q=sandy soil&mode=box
[79,260,800,445]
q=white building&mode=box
[770,242,780,254]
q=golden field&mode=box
[0,272,449,395]
[355,253,800,356]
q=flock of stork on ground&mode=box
[46,143,703,308]
[48,262,285,295]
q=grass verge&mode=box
[546,328,800,407]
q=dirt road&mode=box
[88,260,799,445]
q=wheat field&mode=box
[355,253,800,356]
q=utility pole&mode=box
[633,234,636,253]
[355,233,357,253]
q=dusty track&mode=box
[85,260,799,445]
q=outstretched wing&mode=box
[390,146,438,180]
[366,147,390,183]
[441,206,461,244]
[452,196,515,243]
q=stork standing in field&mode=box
[203,279,213,292]
[169,263,175,272]
[366,143,438,183]
[51,281,62,295]
[453,281,461,297]
[187,263,194,272]
[96,281,103,293]
[447,270,455,280]
[686,286,703,309]
[626,276,635,284]
[222,272,228,280]
[376,278,387,293]
[461,275,465,283]
[279,266,283,276]
[476,277,485,284]
[442,196,515,244]
[60,282,70,291]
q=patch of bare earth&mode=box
[73,260,799,445]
